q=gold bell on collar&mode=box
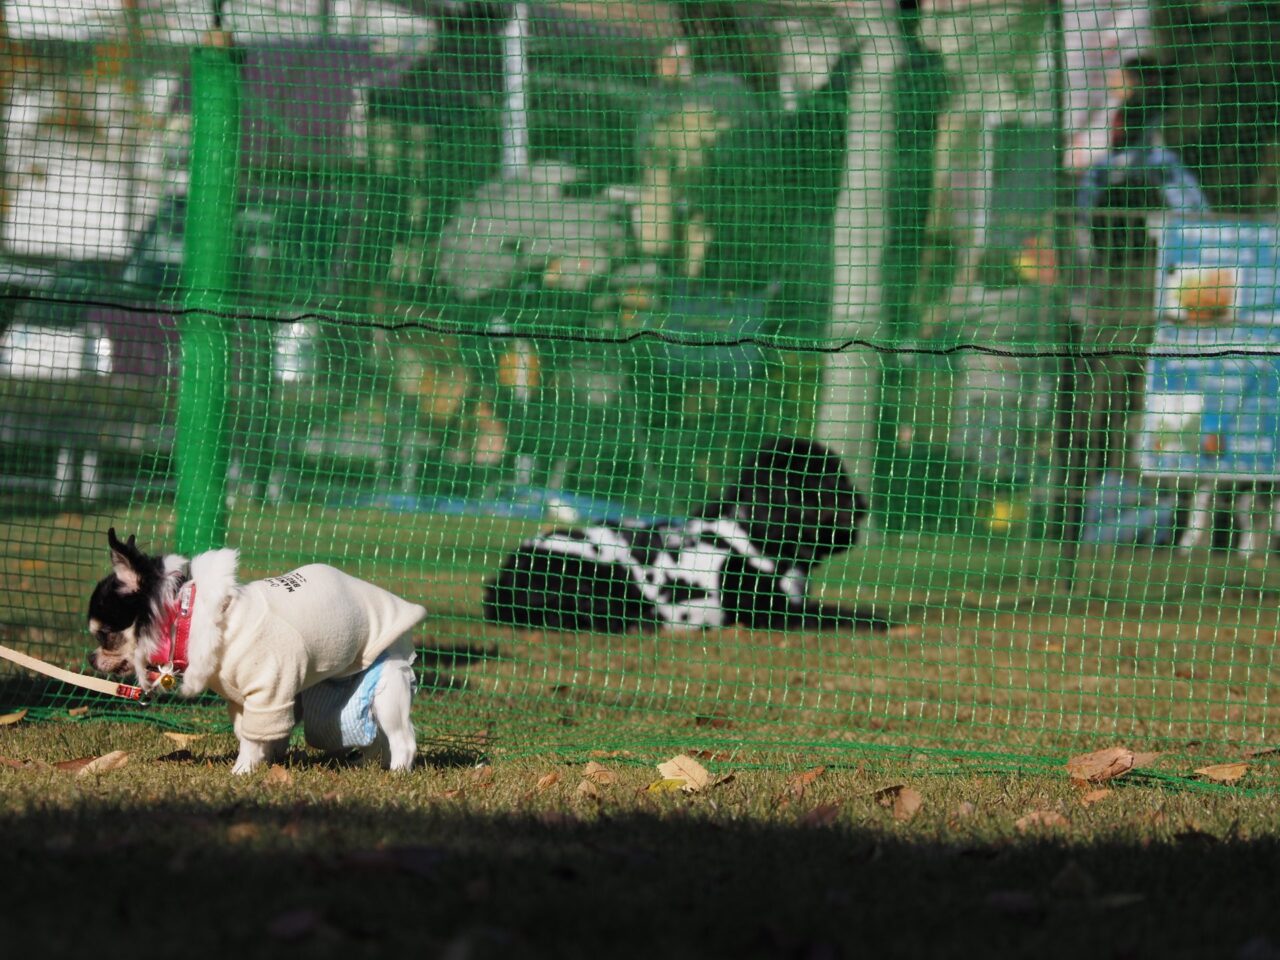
[155,666,179,691]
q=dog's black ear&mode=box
[739,437,829,493]
[107,528,145,594]
[107,527,132,550]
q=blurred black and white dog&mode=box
[485,437,885,632]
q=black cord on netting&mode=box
[6,291,1277,361]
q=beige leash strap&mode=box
[0,643,144,701]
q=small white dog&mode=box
[88,529,426,774]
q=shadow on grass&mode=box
[0,799,1276,959]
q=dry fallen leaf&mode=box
[0,709,27,726]
[1079,788,1113,807]
[693,714,733,729]
[797,803,842,828]
[262,764,292,786]
[870,783,921,824]
[535,771,562,791]
[76,751,130,777]
[226,822,261,843]
[1066,747,1135,783]
[574,779,601,801]
[583,761,617,785]
[1049,860,1097,900]
[162,732,205,748]
[1243,745,1280,759]
[53,756,96,773]
[891,787,924,823]
[1015,809,1070,832]
[949,801,977,825]
[67,706,89,718]
[1195,762,1249,785]
[784,766,826,801]
[873,784,906,806]
[340,845,445,877]
[874,784,923,821]
[656,754,711,793]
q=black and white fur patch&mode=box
[485,436,884,633]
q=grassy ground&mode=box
[2,506,1280,956]
[6,505,1276,761]
[1,721,1279,959]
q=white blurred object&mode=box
[272,321,318,383]
[776,19,844,111]
[0,323,88,379]
[544,498,580,526]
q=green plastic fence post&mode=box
[176,42,240,556]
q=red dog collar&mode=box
[147,581,196,690]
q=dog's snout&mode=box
[88,648,132,677]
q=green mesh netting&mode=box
[1,1,1278,765]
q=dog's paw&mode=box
[387,750,416,772]
[362,739,416,772]
[231,738,277,774]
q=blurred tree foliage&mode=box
[691,51,855,321]
[1153,0,1280,211]
[671,1,782,91]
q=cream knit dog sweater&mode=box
[174,549,427,743]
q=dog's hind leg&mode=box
[368,650,417,771]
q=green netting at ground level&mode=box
[1,1,1279,773]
